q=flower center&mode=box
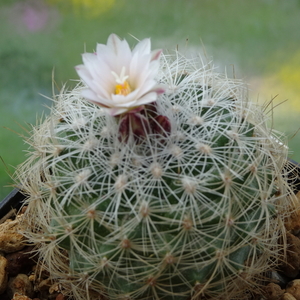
[112,66,132,96]
[115,81,131,96]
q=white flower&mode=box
[75,34,165,116]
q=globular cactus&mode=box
[16,34,294,300]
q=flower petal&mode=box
[106,34,123,55]
[132,38,151,56]
[107,106,129,116]
[81,88,99,103]
[151,49,162,61]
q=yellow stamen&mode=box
[115,81,131,96]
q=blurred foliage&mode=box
[47,0,115,18]
[0,50,53,90]
[1,0,300,198]
[276,51,300,111]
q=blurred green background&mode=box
[1,0,300,199]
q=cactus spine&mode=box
[16,36,294,300]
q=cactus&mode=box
[16,34,294,300]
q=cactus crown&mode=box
[16,35,293,300]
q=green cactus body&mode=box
[17,51,292,300]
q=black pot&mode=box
[284,158,300,194]
[0,188,27,219]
